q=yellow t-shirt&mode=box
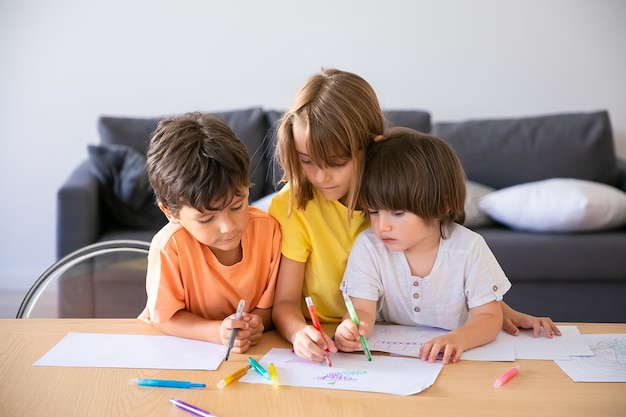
[268,186,369,322]
[139,207,282,324]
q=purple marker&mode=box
[169,399,218,417]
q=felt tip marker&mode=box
[493,365,521,388]
[224,299,246,361]
[169,398,217,417]
[305,296,333,367]
[269,362,279,387]
[342,293,372,361]
[248,357,272,380]
[129,378,206,389]
[216,365,251,389]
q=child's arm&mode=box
[334,296,376,352]
[420,300,503,364]
[501,302,561,338]
[271,256,337,362]
[154,309,247,346]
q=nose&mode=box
[314,166,331,183]
[219,213,236,234]
[378,212,393,232]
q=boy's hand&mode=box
[420,333,465,364]
[502,305,562,338]
[244,313,264,346]
[292,325,337,363]
[334,319,368,352]
[220,312,251,354]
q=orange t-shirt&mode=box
[139,207,282,324]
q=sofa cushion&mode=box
[98,107,270,201]
[479,178,626,233]
[431,111,620,189]
[87,143,166,230]
[464,181,495,228]
[384,110,432,133]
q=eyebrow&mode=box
[204,194,246,212]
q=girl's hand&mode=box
[334,319,369,352]
[292,325,337,362]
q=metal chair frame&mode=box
[17,239,150,318]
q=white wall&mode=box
[1,0,625,292]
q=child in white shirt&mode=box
[335,127,511,364]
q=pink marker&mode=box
[493,365,521,388]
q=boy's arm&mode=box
[501,302,561,338]
[420,300,503,364]
[251,307,273,331]
[154,309,227,344]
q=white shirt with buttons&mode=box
[340,223,511,330]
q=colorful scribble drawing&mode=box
[315,370,367,385]
[574,336,626,378]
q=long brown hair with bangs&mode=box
[275,68,385,220]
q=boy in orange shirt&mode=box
[139,112,281,354]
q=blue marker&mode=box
[248,357,272,380]
[129,378,206,389]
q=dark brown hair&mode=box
[146,112,250,216]
[361,127,466,237]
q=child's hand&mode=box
[292,325,337,363]
[502,305,562,338]
[220,312,251,354]
[243,313,264,346]
[334,319,368,352]
[420,333,465,364]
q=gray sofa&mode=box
[57,108,626,322]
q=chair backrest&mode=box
[17,240,151,318]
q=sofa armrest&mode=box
[56,160,102,259]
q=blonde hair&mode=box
[276,68,385,219]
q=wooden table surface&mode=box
[1,319,624,417]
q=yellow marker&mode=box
[269,362,279,387]
[216,365,251,389]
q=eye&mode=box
[230,204,244,212]
[332,158,350,167]
[198,216,214,224]
[367,209,379,216]
[392,211,405,217]
[299,157,313,165]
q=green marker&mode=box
[342,293,372,361]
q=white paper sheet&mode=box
[554,334,626,382]
[33,332,226,370]
[240,348,444,396]
[366,324,591,361]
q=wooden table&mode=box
[1,319,624,417]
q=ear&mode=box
[158,202,179,223]
[374,135,384,142]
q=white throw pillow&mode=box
[464,181,495,228]
[479,178,626,232]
